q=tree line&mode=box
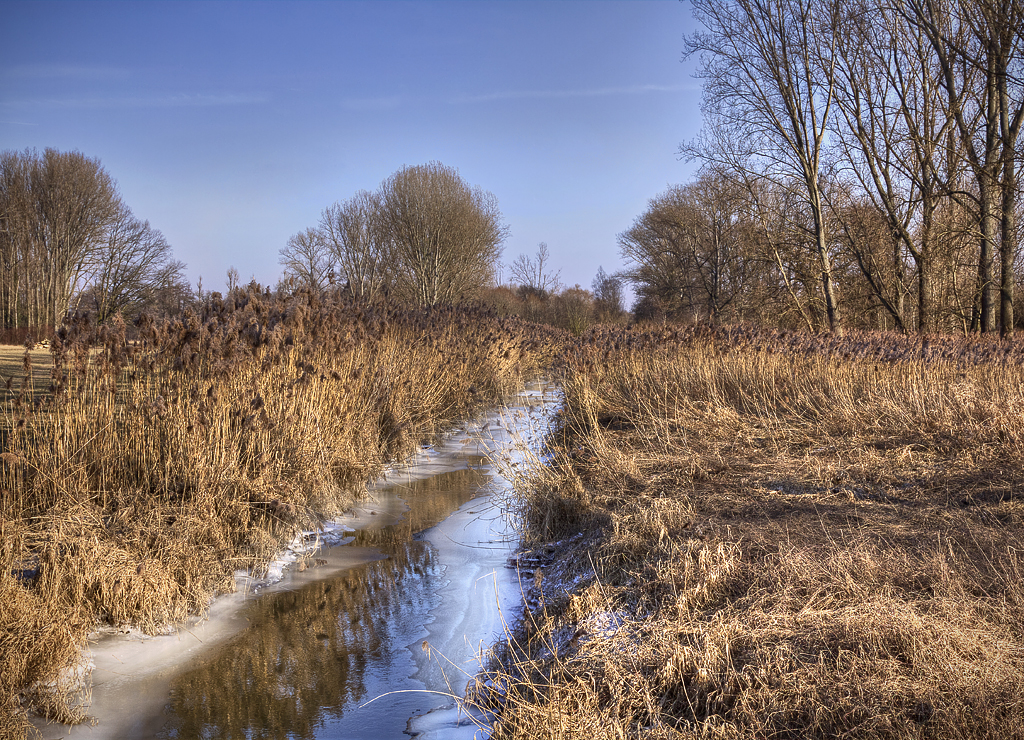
[279,161,508,306]
[1,151,600,337]
[0,148,191,336]
[281,167,630,333]
[622,0,1024,335]
[482,241,626,333]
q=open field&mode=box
[477,326,1024,739]
[0,290,566,739]
[0,347,53,408]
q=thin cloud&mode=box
[452,83,694,104]
[340,96,403,112]
[1,93,270,109]
[2,64,134,81]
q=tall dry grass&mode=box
[0,287,565,739]
[478,327,1024,739]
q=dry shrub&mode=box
[0,289,566,738]
[479,327,1024,739]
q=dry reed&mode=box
[0,287,565,739]
[477,326,1024,739]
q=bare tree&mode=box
[0,148,120,329]
[619,174,767,324]
[830,187,912,330]
[591,266,625,322]
[902,0,1024,333]
[319,190,392,300]
[280,227,331,295]
[703,160,823,330]
[667,0,1024,334]
[987,0,1024,335]
[509,242,562,296]
[962,0,1024,335]
[83,204,181,322]
[145,259,193,317]
[0,150,31,329]
[37,149,121,326]
[378,162,508,305]
[0,149,194,326]
[226,266,240,295]
[830,0,969,333]
[684,0,843,331]
[552,285,594,335]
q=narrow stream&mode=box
[37,381,557,740]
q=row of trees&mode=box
[0,148,190,332]
[623,0,1023,334]
[280,162,508,306]
[282,180,630,331]
[0,150,607,334]
[492,241,626,329]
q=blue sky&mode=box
[0,0,702,297]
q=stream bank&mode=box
[32,380,558,740]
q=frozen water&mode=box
[33,381,560,740]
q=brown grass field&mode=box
[474,326,1024,739]
[7,312,1024,740]
[0,347,53,402]
[0,289,564,739]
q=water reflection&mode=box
[357,467,488,548]
[159,468,488,740]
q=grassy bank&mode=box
[478,326,1024,739]
[0,288,565,739]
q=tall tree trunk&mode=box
[979,56,1000,334]
[811,191,841,332]
[1000,153,1016,336]
[979,174,998,333]
[997,34,1020,337]
[918,244,934,334]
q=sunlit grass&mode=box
[477,325,1024,739]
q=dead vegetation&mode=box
[478,326,1024,739]
[0,287,565,739]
